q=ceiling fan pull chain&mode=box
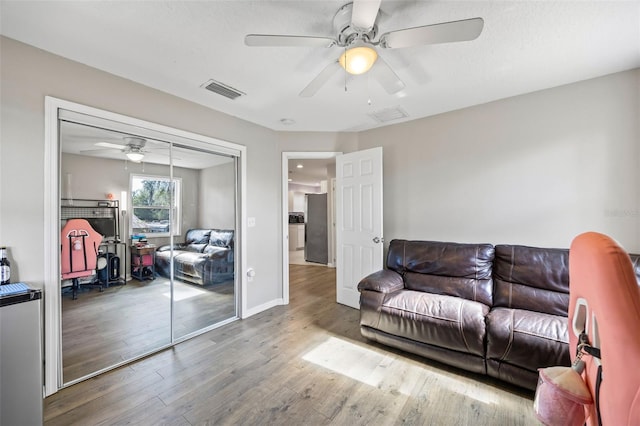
[344,47,348,92]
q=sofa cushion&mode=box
[376,289,489,357]
[493,245,569,316]
[186,243,207,253]
[185,229,212,244]
[203,245,228,257]
[486,307,570,375]
[386,239,495,306]
[209,229,234,248]
[173,251,208,278]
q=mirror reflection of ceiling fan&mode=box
[245,0,484,97]
[80,136,171,163]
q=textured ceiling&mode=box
[2,1,639,133]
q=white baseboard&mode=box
[242,298,285,319]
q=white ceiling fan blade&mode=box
[351,0,382,31]
[299,61,341,97]
[380,17,484,49]
[372,56,405,95]
[79,148,120,154]
[245,34,336,47]
[95,142,126,150]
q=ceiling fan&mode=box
[81,136,149,163]
[245,0,484,97]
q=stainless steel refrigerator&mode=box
[304,193,328,264]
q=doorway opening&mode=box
[281,152,340,305]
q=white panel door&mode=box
[336,147,384,309]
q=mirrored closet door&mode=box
[167,144,237,340]
[59,116,238,385]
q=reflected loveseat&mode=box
[155,228,234,286]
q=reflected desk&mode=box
[131,245,156,281]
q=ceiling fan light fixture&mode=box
[339,45,378,75]
[126,152,144,163]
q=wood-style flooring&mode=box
[46,264,539,425]
[62,277,234,383]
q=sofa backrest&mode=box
[185,229,212,244]
[182,229,234,253]
[387,239,495,306]
[209,229,234,248]
[493,245,569,316]
[181,229,210,252]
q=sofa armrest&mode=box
[207,248,230,259]
[358,269,405,293]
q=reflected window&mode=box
[131,174,181,236]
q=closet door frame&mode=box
[44,97,247,396]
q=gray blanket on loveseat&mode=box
[155,228,234,286]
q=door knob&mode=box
[373,237,384,244]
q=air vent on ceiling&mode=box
[201,79,245,100]
[368,106,409,123]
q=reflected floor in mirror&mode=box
[61,276,235,383]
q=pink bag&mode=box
[533,365,593,426]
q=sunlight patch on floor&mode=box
[162,284,207,301]
[302,336,500,405]
[302,336,384,387]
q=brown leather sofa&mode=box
[358,239,571,391]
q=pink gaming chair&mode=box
[568,232,640,425]
[61,218,103,299]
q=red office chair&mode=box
[61,218,103,299]
[568,232,640,425]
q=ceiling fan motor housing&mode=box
[123,136,146,148]
[334,2,377,46]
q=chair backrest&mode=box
[61,218,103,279]
[568,232,640,425]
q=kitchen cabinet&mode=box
[288,224,305,251]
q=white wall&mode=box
[358,69,640,252]
[277,131,358,153]
[199,161,236,230]
[0,36,284,310]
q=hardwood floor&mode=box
[46,265,540,425]
[62,277,235,382]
